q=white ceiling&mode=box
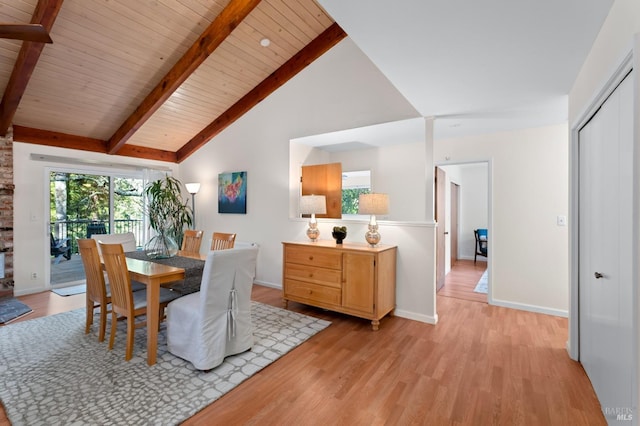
[317,0,614,139]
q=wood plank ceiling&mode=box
[0,0,345,163]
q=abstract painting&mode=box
[218,171,247,214]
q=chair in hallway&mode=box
[210,232,236,250]
[100,242,180,361]
[474,228,488,263]
[181,230,204,255]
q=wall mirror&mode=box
[289,117,428,221]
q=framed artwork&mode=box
[218,171,247,214]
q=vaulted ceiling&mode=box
[0,0,344,163]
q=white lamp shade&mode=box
[358,193,389,215]
[185,182,201,194]
[300,195,327,215]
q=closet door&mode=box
[578,73,633,416]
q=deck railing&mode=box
[50,219,145,254]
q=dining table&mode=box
[122,250,207,366]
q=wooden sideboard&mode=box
[282,240,397,330]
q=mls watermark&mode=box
[603,407,633,421]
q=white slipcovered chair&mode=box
[91,232,137,255]
[166,245,258,370]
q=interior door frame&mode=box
[434,160,492,303]
[568,50,635,359]
[568,44,638,410]
[450,181,459,265]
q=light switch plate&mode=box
[557,215,567,226]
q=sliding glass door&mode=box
[49,169,145,286]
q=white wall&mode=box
[12,142,178,295]
[177,38,439,324]
[569,0,640,124]
[331,143,427,222]
[435,123,569,316]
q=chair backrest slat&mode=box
[78,239,107,303]
[100,242,134,317]
[210,232,236,251]
[181,229,204,254]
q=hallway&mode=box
[437,259,487,303]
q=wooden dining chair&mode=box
[210,232,236,250]
[78,238,111,342]
[100,242,180,361]
[181,229,204,255]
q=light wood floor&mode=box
[1,285,605,425]
[438,259,488,303]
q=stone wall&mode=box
[0,127,14,296]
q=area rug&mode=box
[474,270,488,293]
[0,297,32,324]
[51,283,86,296]
[0,302,330,425]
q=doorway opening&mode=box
[435,162,490,303]
[49,170,145,287]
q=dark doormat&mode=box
[51,284,86,296]
[0,297,33,324]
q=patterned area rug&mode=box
[0,302,330,425]
[474,270,488,293]
[0,297,32,324]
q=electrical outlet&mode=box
[31,272,37,280]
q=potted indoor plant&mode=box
[143,175,193,258]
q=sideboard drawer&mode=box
[284,279,341,306]
[284,263,342,288]
[285,246,342,270]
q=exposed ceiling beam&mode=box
[107,0,262,155]
[13,126,177,162]
[176,22,347,163]
[14,125,107,152]
[0,0,64,136]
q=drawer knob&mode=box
[309,273,313,278]
[308,256,314,261]
[308,289,312,294]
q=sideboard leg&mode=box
[283,299,289,309]
[371,319,380,331]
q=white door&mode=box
[579,73,633,421]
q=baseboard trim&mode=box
[394,308,438,325]
[491,298,568,318]
[254,280,281,290]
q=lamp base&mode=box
[306,223,320,242]
[365,224,381,247]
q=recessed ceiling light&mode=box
[260,38,271,47]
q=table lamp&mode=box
[358,193,389,246]
[300,195,326,242]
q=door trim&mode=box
[568,50,634,362]
[434,159,492,304]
